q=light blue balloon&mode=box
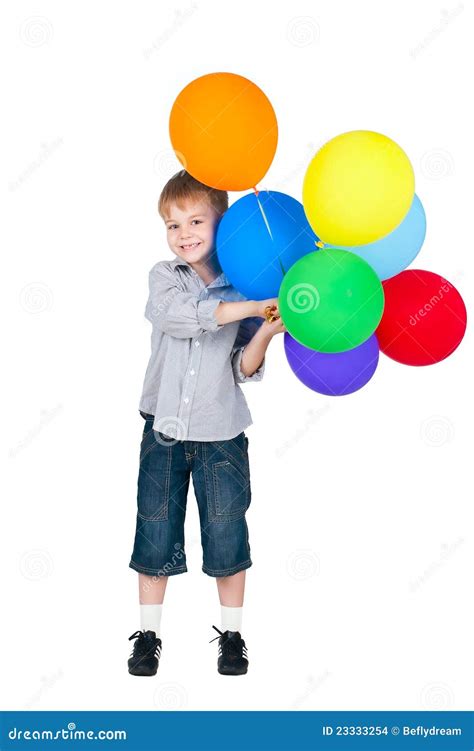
[216,190,319,299]
[328,194,426,281]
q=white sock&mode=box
[221,605,243,633]
[140,604,163,637]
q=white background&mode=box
[1,0,472,712]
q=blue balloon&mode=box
[217,190,319,299]
[328,194,426,281]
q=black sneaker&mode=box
[209,625,249,675]
[128,629,162,676]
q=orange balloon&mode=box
[169,72,278,191]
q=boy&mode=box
[128,170,285,677]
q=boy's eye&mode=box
[191,219,202,225]
[167,224,178,230]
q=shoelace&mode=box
[128,629,161,657]
[209,625,248,659]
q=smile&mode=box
[180,242,201,250]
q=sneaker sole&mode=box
[218,666,248,676]
[128,666,159,677]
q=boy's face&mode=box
[164,198,221,269]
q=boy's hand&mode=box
[260,316,286,338]
[255,298,280,319]
[254,299,286,338]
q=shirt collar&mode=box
[169,256,231,288]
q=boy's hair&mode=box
[158,170,228,219]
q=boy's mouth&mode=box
[180,242,201,251]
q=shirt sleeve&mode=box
[144,263,224,339]
[231,316,266,384]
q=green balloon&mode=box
[279,249,385,352]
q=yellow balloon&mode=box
[303,131,415,246]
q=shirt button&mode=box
[183,397,189,404]
[190,369,195,376]
[195,341,200,347]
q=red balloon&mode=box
[376,269,467,366]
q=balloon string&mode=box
[255,194,274,241]
[278,256,286,276]
[253,186,287,277]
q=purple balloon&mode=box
[284,332,379,396]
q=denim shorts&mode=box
[129,412,252,578]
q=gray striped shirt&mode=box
[139,257,265,441]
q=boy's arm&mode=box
[145,263,258,338]
[231,317,271,383]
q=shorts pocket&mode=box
[211,457,250,522]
